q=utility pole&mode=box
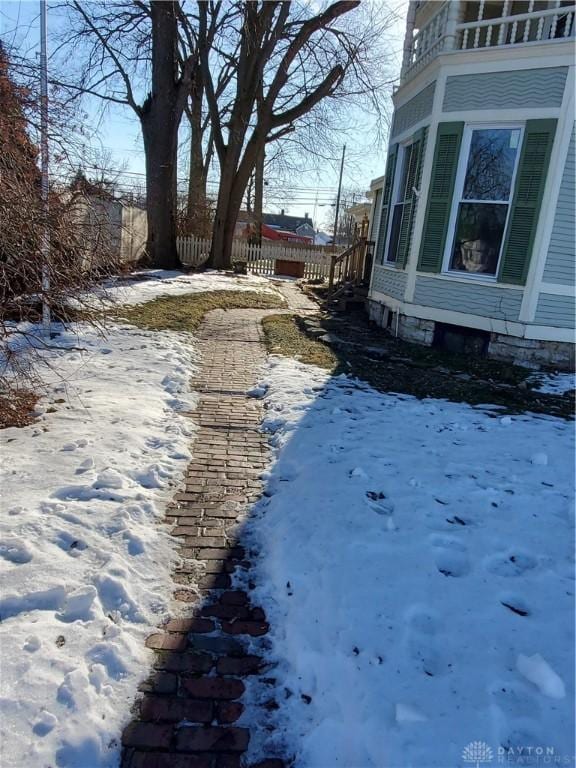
[332,144,345,251]
[40,0,51,338]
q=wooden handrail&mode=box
[327,238,373,295]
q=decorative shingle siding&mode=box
[543,126,575,286]
[443,67,568,112]
[413,277,523,320]
[391,82,435,139]
[534,293,575,329]
[371,266,407,300]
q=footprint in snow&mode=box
[365,492,396,529]
[430,535,470,577]
[406,630,449,677]
[485,551,538,578]
[75,457,95,475]
[434,550,470,577]
[54,531,87,556]
[404,606,450,676]
[499,592,531,617]
[0,538,33,564]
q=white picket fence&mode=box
[177,236,332,280]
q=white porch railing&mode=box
[457,2,575,50]
[176,236,333,280]
[401,1,575,84]
[401,2,450,81]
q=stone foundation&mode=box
[488,333,575,370]
[367,298,575,370]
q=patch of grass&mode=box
[262,314,338,370]
[115,290,286,334]
[263,309,574,419]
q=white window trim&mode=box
[441,122,524,282]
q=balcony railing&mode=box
[458,2,575,50]
[401,2,450,82]
[401,1,575,84]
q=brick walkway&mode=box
[121,308,285,768]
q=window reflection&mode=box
[463,129,520,201]
[449,127,521,276]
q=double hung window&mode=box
[445,126,522,277]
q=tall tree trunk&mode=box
[254,144,264,245]
[186,74,209,234]
[207,127,264,270]
[210,169,235,270]
[142,115,179,269]
[142,1,184,269]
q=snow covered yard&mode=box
[0,270,278,768]
[247,356,575,768]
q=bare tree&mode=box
[54,0,197,269]
[198,0,392,269]
[0,44,123,400]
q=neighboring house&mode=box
[235,209,315,244]
[345,201,371,239]
[264,210,316,239]
[367,0,575,368]
[69,192,148,268]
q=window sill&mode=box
[418,271,522,290]
[443,270,498,283]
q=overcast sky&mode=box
[1,0,409,226]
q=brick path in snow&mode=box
[121,307,290,768]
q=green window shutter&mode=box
[498,119,557,285]
[418,122,464,273]
[375,144,398,264]
[369,188,382,241]
[396,126,428,268]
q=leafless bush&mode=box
[0,43,124,403]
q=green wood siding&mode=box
[443,68,567,112]
[418,122,464,273]
[499,119,558,285]
[534,293,575,329]
[414,277,523,320]
[391,82,435,139]
[371,266,408,300]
